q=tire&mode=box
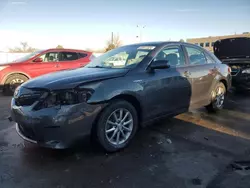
[206,82,226,113]
[3,74,28,96]
[96,100,138,152]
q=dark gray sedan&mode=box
[10,42,232,152]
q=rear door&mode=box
[24,52,60,78]
[183,44,217,107]
[58,51,89,70]
[58,51,79,70]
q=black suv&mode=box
[10,42,231,152]
[214,37,250,91]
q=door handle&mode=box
[55,64,59,68]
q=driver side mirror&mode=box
[150,60,170,70]
[33,58,43,63]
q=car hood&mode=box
[22,67,129,90]
[214,37,250,60]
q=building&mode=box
[187,32,250,52]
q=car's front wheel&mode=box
[3,74,28,96]
[206,82,226,112]
[96,100,138,152]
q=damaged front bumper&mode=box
[10,98,106,149]
[16,123,37,144]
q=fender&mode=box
[86,78,144,105]
[1,71,31,85]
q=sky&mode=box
[0,0,249,51]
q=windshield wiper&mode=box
[87,65,111,68]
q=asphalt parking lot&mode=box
[1,91,250,188]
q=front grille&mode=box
[18,124,36,140]
[15,87,47,107]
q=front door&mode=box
[142,45,192,120]
[25,52,60,78]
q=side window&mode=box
[208,52,220,63]
[60,52,79,61]
[78,53,87,58]
[135,50,148,59]
[205,42,210,47]
[185,46,207,65]
[200,43,204,47]
[154,46,185,67]
[39,52,59,62]
[204,53,215,64]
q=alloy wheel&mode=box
[214,86,225,108]
[105,108,133,146]
[9,78,24,92]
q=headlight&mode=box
[36,89,93,109]
[0,66,9,71]
[242,68,250,74]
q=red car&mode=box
[0,49,93,95]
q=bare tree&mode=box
[105,34,122,52]
[9,42,37,53]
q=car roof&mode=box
[124,41,198,47]
[40,49,92,53]
[125,41,176,46]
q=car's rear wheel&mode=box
[206,82,226,112]
[3,74,28,96]
[96,100,138,152]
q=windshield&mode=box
[14,50,43,62]
[86,45,155,69]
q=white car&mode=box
[105,56,126,66]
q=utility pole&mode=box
[136,25,146,42]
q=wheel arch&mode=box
[2,72,30,85]
[90,93,142,135]
[219,79,228,91]
[90,93,143,142]
[110,94,142,122]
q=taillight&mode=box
[228,67,231,73]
